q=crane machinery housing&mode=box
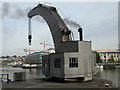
[27,4,96,81]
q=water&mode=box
[25,68,45,79]
[94,69,119,87]
[0,67,119,87]
[0,67,45,81]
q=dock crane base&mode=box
[42,41,96,81]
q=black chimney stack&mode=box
[78,28,83,41]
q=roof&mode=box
[95,49,120,53]
[27,51,49,56]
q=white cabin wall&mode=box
[79,41,93,75]
[64,52,84,78]
[64,41,93,79]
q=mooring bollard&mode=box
[7,74,9,84]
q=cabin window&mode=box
[69,57,78,68]
[54,58,60,68]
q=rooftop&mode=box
[95,49,120,53]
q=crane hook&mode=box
[28,35,32,45]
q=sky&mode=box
[1,1,118,56]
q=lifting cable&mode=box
[28,18,32,45]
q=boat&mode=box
[96,64,103,70]
[22,64,41,69]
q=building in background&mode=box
[1,56,25,66]
[25,48,55,65]
[95,49,120,62]
[46,48,55,54]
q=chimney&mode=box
[78,28,83,41]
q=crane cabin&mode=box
[27,4,96,81]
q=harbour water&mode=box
[94,69,119,87]
[0,67,45,81]
[0,67,119,88]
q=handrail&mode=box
[0,74,10,83]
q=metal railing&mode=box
[0,74,10,83]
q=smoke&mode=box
[63,17,81,28]
[10,7,28,19]
[2,3,80,28]
[2,3,46,23]
[2,3,30,19]
[2,3,10,18]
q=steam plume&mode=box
[63,17,81,28]
[2,3,10,18]
[2,3,80,28]
[2,3,45,22]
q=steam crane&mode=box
[27,4,96,81]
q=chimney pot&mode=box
[78,28,83,41]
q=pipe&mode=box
[78,28,83,41]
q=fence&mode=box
[0,74,10,83]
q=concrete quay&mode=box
[2,78,116,88]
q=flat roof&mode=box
[95,49,120,53]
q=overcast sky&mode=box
[1,2,118,56]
